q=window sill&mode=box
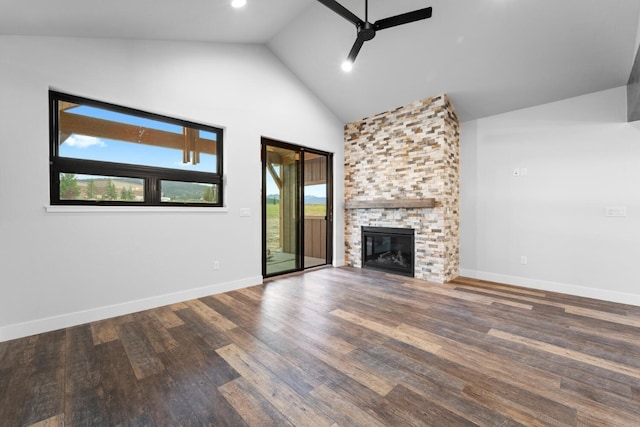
[44,205,229,214]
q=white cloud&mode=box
[65,134,106,148]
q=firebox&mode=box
[361,226,414,277]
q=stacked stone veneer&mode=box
[344,94,460,283]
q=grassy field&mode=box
[266,203,326,252]
[265,203,326,218]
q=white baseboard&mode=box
[7,269,636,343]
[0,276,262,343]
[458,269,640,307]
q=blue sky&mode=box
[62,104,326,198]
[60,106,217,173]
[265,165,326,199]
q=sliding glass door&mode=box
[262,138,332,277]
[303,151,329,269]
[263,143,301,275]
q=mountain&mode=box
[77,177,209,201]
[267,194,326,204]
[304,195,326,204]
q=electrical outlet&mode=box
[213,261,220,270]
[513,168,520,176]
[520,256,528,265]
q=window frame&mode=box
[49,91,224,207]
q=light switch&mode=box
[239,208,251,217]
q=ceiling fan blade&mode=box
[317,0,364,27]
[346,34,366,63]
[374,7,432,31]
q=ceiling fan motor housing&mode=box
[358,22,376,41]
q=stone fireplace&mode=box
[344,94,460,283]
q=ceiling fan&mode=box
[318,0,433,71]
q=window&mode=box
[49,91,223,207]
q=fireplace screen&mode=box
[361,227,414,277]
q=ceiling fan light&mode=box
[341,60,353,72]
[231,0,246,8]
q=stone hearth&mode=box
[344,94,460,283]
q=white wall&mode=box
[460,86,640,305]
[636,6,640,54]
[459,120,478,271]
[0,36,345,341]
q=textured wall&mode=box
[344,94,460,283]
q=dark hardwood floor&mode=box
[1,267,640,426]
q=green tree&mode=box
[120,187,132,200]
[203,186,216,203]
[86,180,96,199]
[104,180,118,200]
[60,173,80,200]
[120,186,134,201]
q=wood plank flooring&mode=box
[1,267,640,426]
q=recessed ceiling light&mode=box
[341,60,353,72]
[231,0,246,8]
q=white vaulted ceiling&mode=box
[1,0,639,122]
